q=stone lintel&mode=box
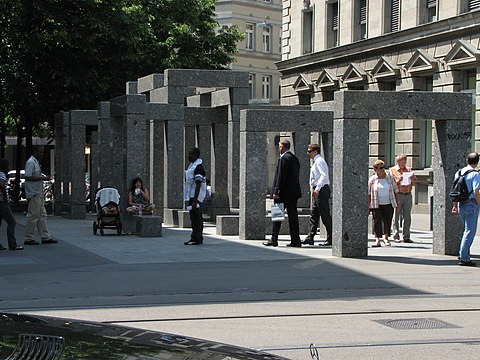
[145,103,184,120]
[126,81,138,94]
[211,89,230,107]
[110,94,146,116]
[164,69,249,88]
[69,110,98,126]
[184,107,228,126]
[149,86,196,105]
[334,91,471,120]
[137,73,164,93]
[240,109,333,132]
[98,101,110,118]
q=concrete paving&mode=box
[0,211,479,359]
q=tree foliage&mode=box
[0,0,244,137]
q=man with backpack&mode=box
[451,152,480,266]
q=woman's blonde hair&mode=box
[373,159,385,170]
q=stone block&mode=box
[211,89,231,107]
[164,69,248,88]
[229,87,249,105]
[137,74,164,93]
[240,109,333,132]
[126,81,138,94]
[216,214,327,238]
[186,93,211,107]
[216,215,239,235]
[110,94,146,116]
[123,214,162,237]
[63,204,86,220]
[150,86,196,105]
[146,103,184,120]
[98,101,110,118]
[334,91,471,120]
[69,110,98,126]
[163,208,190,227]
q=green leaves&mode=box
[1,0,244,135]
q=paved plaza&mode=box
[0,211,479,359]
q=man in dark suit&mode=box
[263,139,302,247]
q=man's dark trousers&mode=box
[272,198,301,245]
[308,185,332,243]
[189,200,203,243]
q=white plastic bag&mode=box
[271,203,285,222]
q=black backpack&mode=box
[449,169,477,202]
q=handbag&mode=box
[271,203,285,222]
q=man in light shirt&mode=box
[23,146,56,245]
[390,154,417,243]
[303,144,332,246]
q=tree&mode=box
[0,0,243,200]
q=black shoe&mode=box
[459,260,476,267]
[24,240,40,245]
[42,239,58,244]
[9,246,24,251]
[302,237,314,245]
[184,240,201,245]
[286,243,301,247]
[262,241,278,247]
[318,241,332,247]
[403,239,414,243]
[0,245,6,251]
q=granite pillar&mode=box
[98,101,113,188]
[53,112,66,215]
[211,122,230,216]
[90,132,99,213]
[110,94,147,211]
[292,131,311,209]
[332,117,370,258]
[240,131,267,239]
[68,110,97,219]
[432,119,472,255]
[149,119,164,217]
[164,120,185,209]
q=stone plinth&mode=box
[123,214,162,237]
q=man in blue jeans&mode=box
[452,152,480,267]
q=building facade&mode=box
[278,1,480,210]
[215,0,283,103]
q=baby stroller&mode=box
[93,187,122,236]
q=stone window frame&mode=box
[326,0,339,48]
[245,23,255,51]
[262,75,272,99]
[302,6,314,54]
[249,73,256,99]
[384,0,401,33]
[262,26,272,53]
[354,0,368,41]
[418,0,438,24]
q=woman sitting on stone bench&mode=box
[126,177,155,215]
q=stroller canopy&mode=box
[96,187,121,208]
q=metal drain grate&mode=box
[376,318,459,330]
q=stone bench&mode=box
[216,214,327,238]
[123,214,162,237]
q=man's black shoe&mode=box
[41,239,58,244]
[459,260,476,267]
[286,243,301,247]
[262,241,278,247]
[318,241,332,247]
[10,246,24,251]
[24,240,40,245]
[302,238,314,245]
[403,239,414,243]
[184,240,201,245]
